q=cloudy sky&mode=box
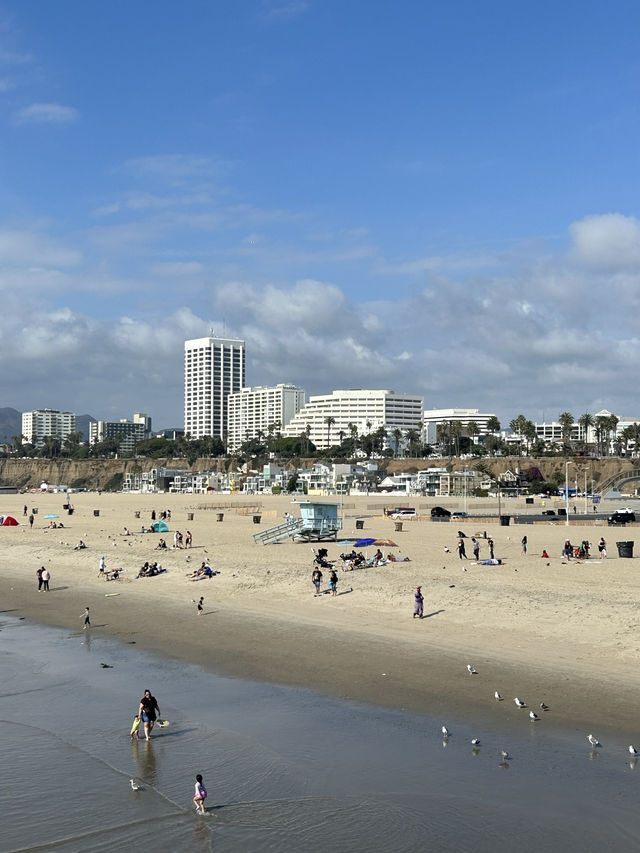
[2,0,640,428]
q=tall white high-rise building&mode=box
[22,409,76,448]
[184,335,245,440]
[227,384,306,451]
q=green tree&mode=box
[578,412,594,448]
[558,412,575,451]
[392,428,403,457]
[486,416,501,434]
[324,416,336,449]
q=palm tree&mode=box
[558,412,575,451]
[509,416,526,456]
[405,428,420,457]
[437,423,449,456]
[466,420,478,447]
[486,416,501,434]
[338,429,346,446]
[578,413,594,447]
[450,421,462,456]
[324,416,336,449]
[392,428,403,457]
[305,423,312,456]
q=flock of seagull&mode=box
[440,663,639,764]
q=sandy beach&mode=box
[2,491,639,737]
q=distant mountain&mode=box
[75,414,96,442]
[0,408,21,442]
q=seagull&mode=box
[130,779,141,791]
[587,734,600,747]
[100,663,113,669]
[462,566,468,572]
[494,691,503,701]
[467,664,477,674]
[540,702,549,711]
[500,749,510,760]
[514,698,526,708]
[471,738,480,745]
[529,711,540,721]
[629,745,638,756]
[442,725,449,737]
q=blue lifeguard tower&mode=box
[297,501,342,541]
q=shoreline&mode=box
[1,491,639,737]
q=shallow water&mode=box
[0,614,638,852]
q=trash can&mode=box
[93,509,100,517]
[558,507,566,517]
[216,513,224,522]
[394,521,403,532]
[355,519,364,530]
[187,513,194,521]
[525,497,534,505]
[253,515,261,524]
[616,541,634,558]
[68,507,74,515]
[499,515,511,526]
[32,508,38,514]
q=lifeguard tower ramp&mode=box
[253,517,303,545]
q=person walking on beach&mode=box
[521,535,527,555]
[130,714,141,740]
[196,596,204,615]
[23,504,27,516]
[458,538,467,559]
[312,566,322,595]
[41,568,50,591]
[36,566,44,591]
[29,513,34,529]
[329,568,338,596]
[413,586,424,618]
[598,537,607,558]
[471,537,480,561]
[139,689,161,740]
[193,774,207,814]
[82,606,91,629]
[488,537,494,559]
[185,530,192,548]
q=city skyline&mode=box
[2,2,640,425]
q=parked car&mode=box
[384,506,417,519]
[616,507,635,515]
[609,511,635,524]
[451,511,468,520]
[541,509,556,516]
[431,506,451,518]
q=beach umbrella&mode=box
[44,514,59,519]
[372,539,398,547]
[354,538,376,547]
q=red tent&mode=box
[2,516,19,526]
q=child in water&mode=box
[193,774,207,814]
[130,714,141,740]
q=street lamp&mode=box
[565,460,573,525]
[584,467,590,515]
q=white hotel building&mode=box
[184,335,245,440]
[284,389,424,450]
[22,409,76,448]
[226,384,306,451]
[422,408,499,445]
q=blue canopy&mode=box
[354,538,376,547]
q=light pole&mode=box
[584,467,590,515]
[565,460,573,526]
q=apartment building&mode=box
[226,384,306,451]
[284,389,423,450]
[21,409,76,448]
[422,408,498,445]
[89,412,152,453]
[184,335,245,440]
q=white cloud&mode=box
[261,0,309,20]
[569,213,640,270]
[14,102,79,125]
[123,154,229,182]
[0,228,81,268]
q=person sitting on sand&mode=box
[541,549,549,558]
[373,548,385,566]
[155,538,167,550]
[123,527,131,536]
[562,540,573,559]
[74,540,87,550]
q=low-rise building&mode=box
[90,413,152,454]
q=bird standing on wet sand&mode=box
[588,734,601,747]
[130,779,141,791]
[467,664,477,674]
[514,698,526,708]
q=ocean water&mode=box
[1,614,638,853]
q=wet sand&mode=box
[2,491,639,736]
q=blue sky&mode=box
[3,0,640,428]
